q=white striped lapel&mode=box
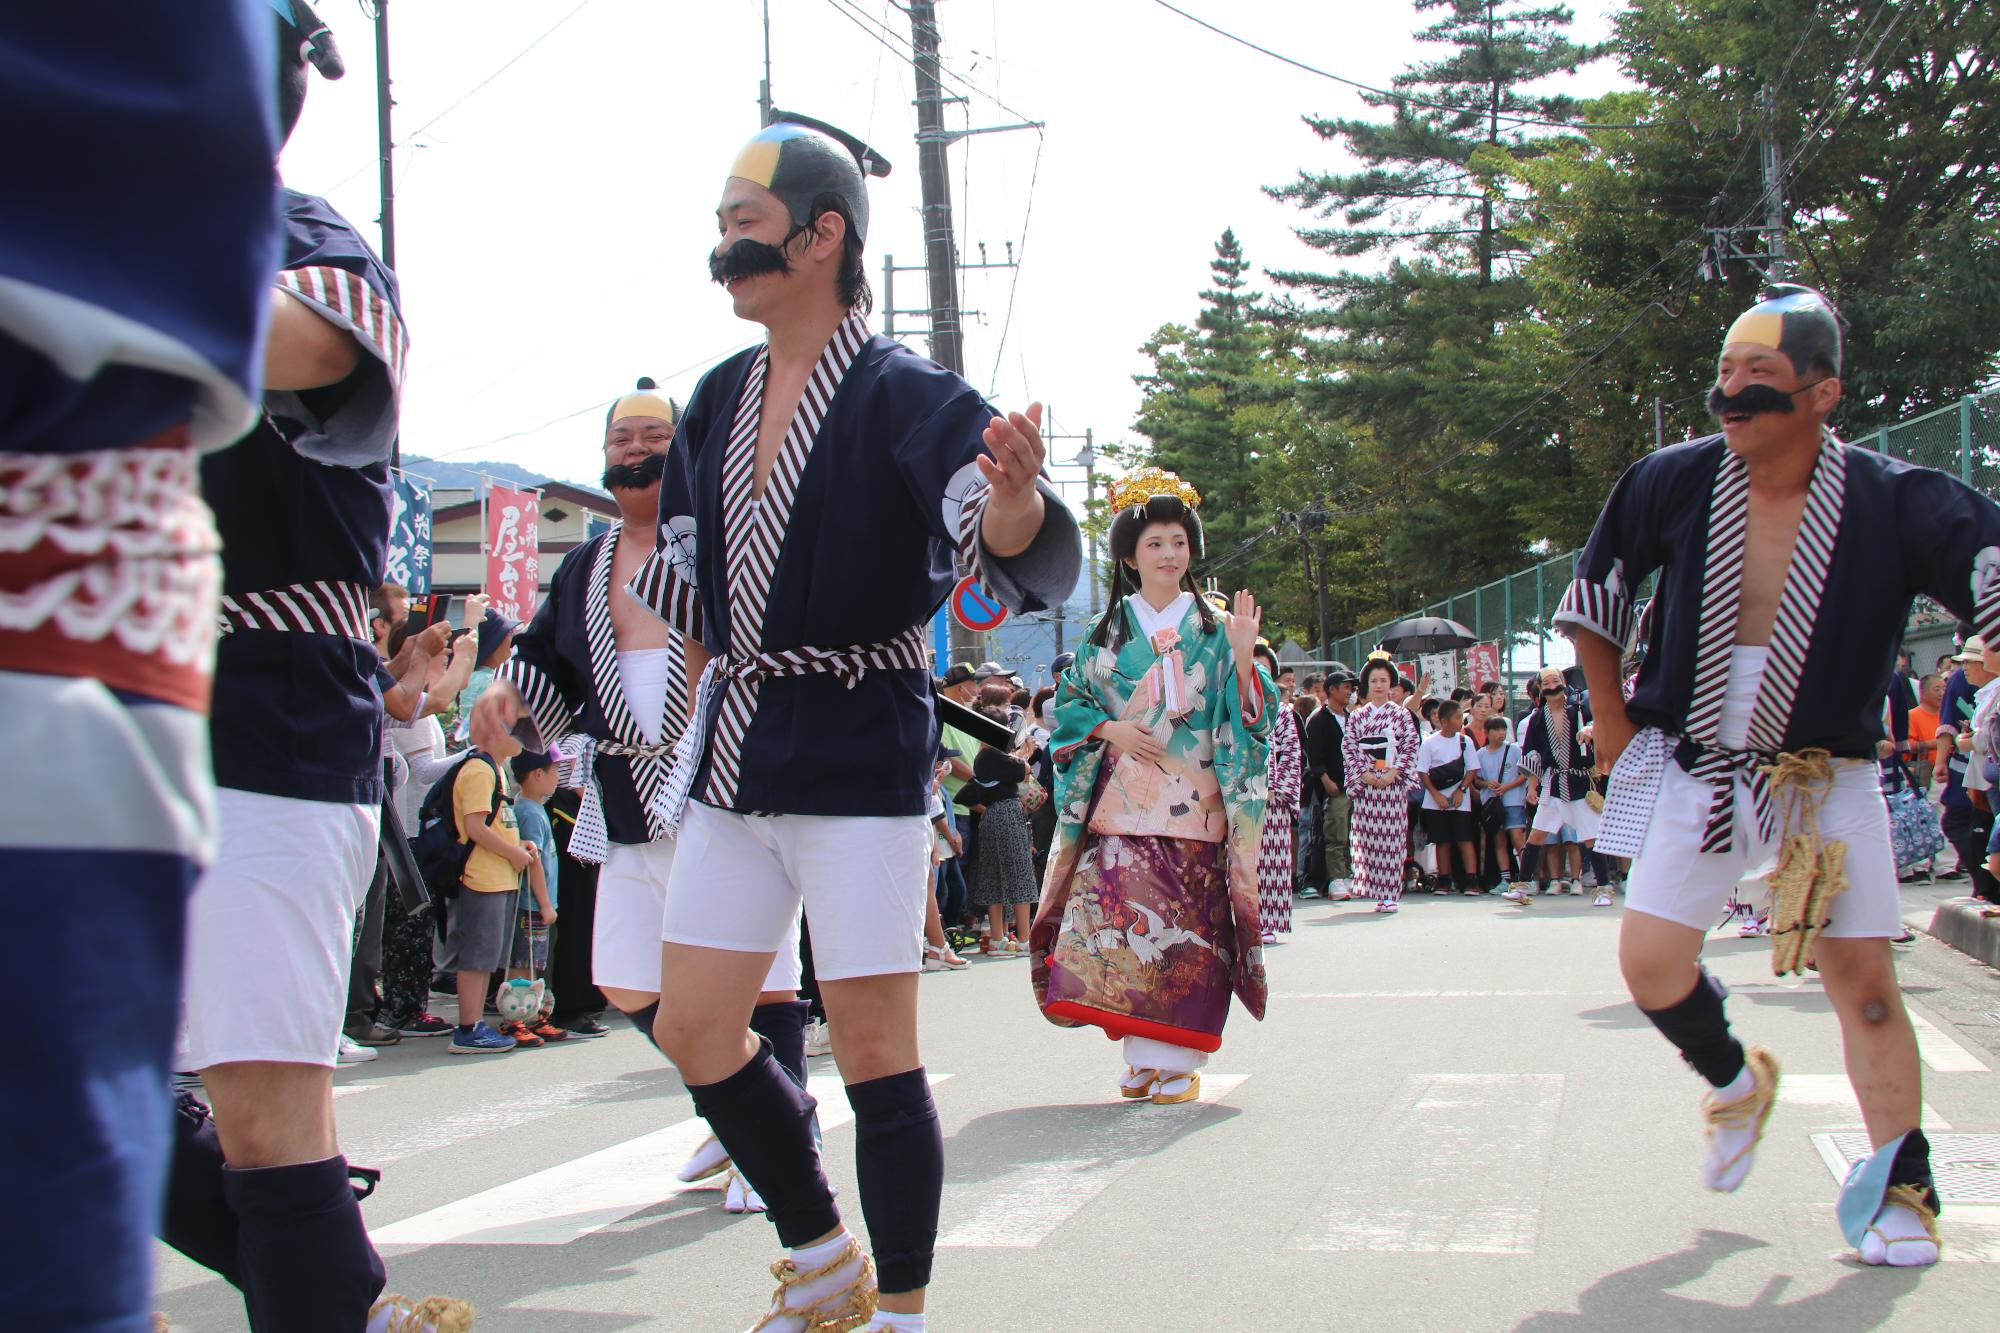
[584,526,645,747]
[1684,451,1749,746]
[1744,437,1847,752]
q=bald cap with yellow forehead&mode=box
[728,112,892,244]
[1723,283,1844,378]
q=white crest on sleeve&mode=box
[1974,545,2000,603]
[940,460,987,536]
[1604,558,1627,601]
[665,515,700,589]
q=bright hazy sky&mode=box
[281,0,1626,487]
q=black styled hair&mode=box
[1253,644,1279,674]
[1358,659,1400,695]
[805,193,872,313]
[1085,494,1214,653]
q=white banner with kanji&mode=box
[484,483,540,622]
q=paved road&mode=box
[157,884,2000,1331]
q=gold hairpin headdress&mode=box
[1108,466,1201,514]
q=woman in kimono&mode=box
[1029,468,1274,1105]
[1344,654,1423,913]
[1254,642,1303,940]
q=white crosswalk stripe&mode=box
[937,1074,1250,1249]
[1290,1073,1564,1254]
[371,1073,950,1247]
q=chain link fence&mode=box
[1320,389,2000,681]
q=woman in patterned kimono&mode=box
[1343,655,1422,913]
[1029,468,1275,1105]
[1254,642,1303,940]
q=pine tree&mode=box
[1266,1,1598,615]
[1133,229,1276,586]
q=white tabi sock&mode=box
[1701,1053,1774,1193]
[866,1313,927,1333]
[1859,1199,1940,1267]
[749,1230,875,1333]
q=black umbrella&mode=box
[1378,615,1476,655]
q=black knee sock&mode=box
[1888,1128,1943,1217]
[162,1092,241,1288]
[1639,968,1747,1088]
[750,999,811,1090]
[688,1039,839,1247]
[1519,842,1541,883]
[847,1068,942,1294]
[624,1000,662,1054]
[222,1156,385,1332]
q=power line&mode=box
[987,132,1044,388]
[423,337,760,461]
[824,0,1039,126]
[324,1,597,194]
[1149,0,1652,133]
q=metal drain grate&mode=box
[1811,1133,2000,1204]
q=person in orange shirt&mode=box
[1907,673,1944,790]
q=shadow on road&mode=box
[1514,1228,1919,1332]
[942,1097,1245,1186]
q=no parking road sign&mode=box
[951,575,1008,632]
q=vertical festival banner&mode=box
[1465,642,1501,689]
[385,471,433,595]
[1419,651,1460,694]
[484,483,541,622]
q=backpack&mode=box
[413,752,506,902]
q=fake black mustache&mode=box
[709,238,792,286]
[1707,382,1803,420]
[602,453,666,491]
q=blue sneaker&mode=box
[448,1021,517,1055]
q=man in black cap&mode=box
[476,112,1079,1329]
[1561,283,2000,1269]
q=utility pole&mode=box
[907,0,965,377]
[757,0,773,124]
[373,0,396,271]
[1760,84,1788,284]
[372,0,398,469]
[1653,394,1665,450]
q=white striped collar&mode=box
[1684,436,1847,753]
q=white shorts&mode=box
[595,838,800,994]
[664,804,931,981]
[1531,793,1601,841]
[1625,757,1903,938]
[178,789,378,1069]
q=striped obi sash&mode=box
[651,621,931,833]
[218,580,374,642]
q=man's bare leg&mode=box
[1812,937,1922,1145]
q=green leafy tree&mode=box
[1264,0,1600,622]
[1132,230,1292,615]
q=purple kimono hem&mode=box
[1042,833,1236,1050]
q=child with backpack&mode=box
[431,747,539,1053]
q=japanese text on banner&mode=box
[484,483,540,621]
[386,472,432,595]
